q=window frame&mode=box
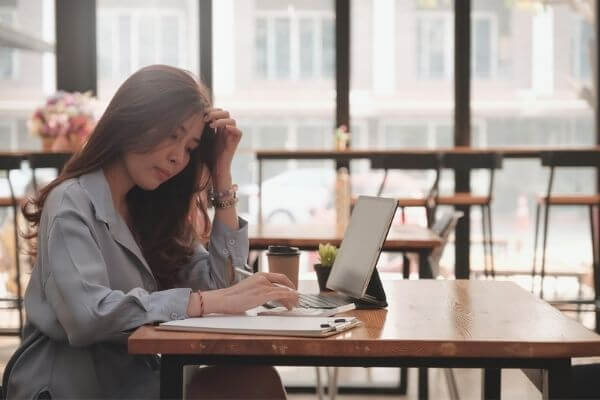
[0,7,20,81]
[96,7,187,83]
[415,9,497,81]
[253,7,335,81]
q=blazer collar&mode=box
[79,169,155,279]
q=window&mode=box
[96,1,198,100]
[416,13,452,79]
[472,14,496,79]
[571,17,593,80]
[416,11,496,80]
[0,0,55,151]
[0,10,17,80]
[350,0,454,206]
[98,11,184,80]
[213,1,335,224]
[472,1,595,275]
[254,8,335,80]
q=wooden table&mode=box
[129,280,600,399]
[249,223,441,277]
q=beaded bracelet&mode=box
[212,195,238,209]
[210,184,238,201]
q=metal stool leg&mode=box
[590,205,599,284]
[486,204,495,278]
[444,369,460,400]
[532,202,542,293]
[315,367,325,400]
[481,205,489,278]
[540,202,551,299]
[327,367,338,400]
[403,254,410,279]
[11,203,23,337]
[590,204,600,333]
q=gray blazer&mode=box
[5,169,249,399]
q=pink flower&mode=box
[29,91,96,139]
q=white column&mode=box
[213,0,235,96]
[531,7,554,95]
[373,0,396,94]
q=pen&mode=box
[235,267,294,290]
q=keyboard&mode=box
[297,293,352,309]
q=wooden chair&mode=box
[0,155,26,336]
[27,152,72,191]
[532,150,600,300]
[436,152,503,278]
[369,153,442,227]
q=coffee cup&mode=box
[266,245,300,288]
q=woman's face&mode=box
[124,113,206,190]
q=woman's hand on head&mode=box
[204,108,241,183]
[196,272,299,315]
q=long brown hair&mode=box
[22,65,214,289]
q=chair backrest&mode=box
[370,153,441,170]
[0,155,24,199]
[440,152,503,170]
[540,150,600,168]
[540,150,600,197]
[28,153,73,192]
[439,152,503,198]
[0,155,23,172]
[429,211,464,277]
[370,153,442,200]
[28,152,72,171]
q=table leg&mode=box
[399,367,408,395]
[418,367,428,400]
[418,250,433,279]
[543,359,571,400]
[454,170,471,279]
[160,355,184,399]
[482,368,501,400]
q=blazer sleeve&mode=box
[174,217,249,291]
[43,211,192,347]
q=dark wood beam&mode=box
[454,0,471,279]
[199,0,213,96]
[55,0,97,95]
[335,0,350,170]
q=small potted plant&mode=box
[314,243,337,292]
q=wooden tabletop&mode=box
[129,280,600,359]
[255,146,600,160]
[249,223,441,251]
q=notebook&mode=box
[158,315,361,337]
[295,196,398,310]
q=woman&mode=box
[4,65,298,399]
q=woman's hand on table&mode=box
[187,272,298,316]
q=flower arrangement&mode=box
[28,91,96,151]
